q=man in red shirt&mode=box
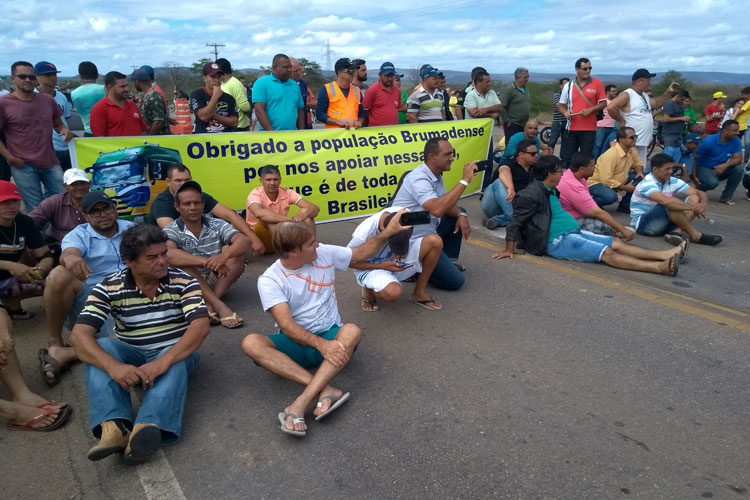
[89,71,147,137]
[362,62,404,127]
[704,91,726,135]
[556,57,607,166]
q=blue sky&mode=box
[1,0,747,78]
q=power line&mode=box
[206,43,226,60]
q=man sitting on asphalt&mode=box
[693,120,744,205]
[241,214,408,437]
[39,192,130,386]
[70,224,209,465]
[630,153,723,246]
[348,208,443,312]
[29,168,90,263]
[557,153,635,239]
[588,126,644,213]
[164,181,251,329]
[151,163,265,255]
[480,139,538,229]
[500,119,552,162]
[391,137,478,290]
[492,155,686,277]
[245,165,319,253]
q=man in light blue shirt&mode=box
[38,192,131,387]
[71,62,106,137]
[252,54,305,131]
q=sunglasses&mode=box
[579,67,592,71]
[626,135,638,140]
[13,73,37,81]
[346,69,356,75]
[522,150,538,156]
[87,205,116,217]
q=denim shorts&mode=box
[635,204,676,236]
[547,230,613,263]
[269,325,341,368]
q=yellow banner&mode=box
[70,120,493,223]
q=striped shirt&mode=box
[630,173,690,229]
[77,267,207,350]
[407,86,444,122]
[552,92,565,122]
[163,216,238,273]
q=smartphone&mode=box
[396,260,414,269]
[475,159,493,172]
[400,210,431,226]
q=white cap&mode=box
[63,168,90,185]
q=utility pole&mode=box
[206,43,226,61]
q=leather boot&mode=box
[87,420,129,461]
[122,423,161,465]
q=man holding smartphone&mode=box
[347,208,443,312]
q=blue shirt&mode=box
[252,75,304,131]
[695,133,742,169]
[61,219,133,286]
[390,163,446,239]
[501,132,542,161]
[71,83,106,134]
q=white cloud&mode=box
[533,30,555,41]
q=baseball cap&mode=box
[34,61,60,75]
[129,68,151,82]
[81,192,116,213]
[63,168,90,185]
[174,180,203,200]
[420,65,440,79]
[712,91,728,99]
[139,65,155,80]
[203,62,223,77]
[0,181,23,203]
[379,62,398,76]
[632,68,656,81]
[683,133,701,145]
[334,58,357,73]
[383,212,414,256]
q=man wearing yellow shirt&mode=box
[588,127,644,213]
[216,58,251,131]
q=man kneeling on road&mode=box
[70,224,209,465]
[630,153,723,246]
[348,208,443,312]
[558,152,635,239]
[492,155,686,276]
[164,181,251,329]
[241,213,408,437]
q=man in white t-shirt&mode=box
[242,213,408,437]
[348,208,443,312]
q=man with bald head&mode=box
[500,119,552,162]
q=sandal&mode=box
[361,298,379,312]
[7,405,71,432]
[409,296,443,311]
[38,348,63,387]
[219,313,244,329]
[719,199,736,206]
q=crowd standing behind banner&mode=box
[0,53,747,464]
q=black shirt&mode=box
[491,159,534,193]
[149,189,219,224]
[189,88,238,134]
[0,214,46,280]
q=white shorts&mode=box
[354,236,423,292]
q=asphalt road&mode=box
[2,190,749,500]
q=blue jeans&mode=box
[428,215,465,290]
[479,179,513,226]
[11,164,64,212]
[695,165,744,201]
[84,338,200,444]
[589,172,636,208]
[593,126,614,160]
[635,204,676,236]
[548,120,566,149]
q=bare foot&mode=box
[14,391,65,410]
[313,386,344,417]
[7,402,61,428]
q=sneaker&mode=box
[482,217,499,230]
[746,189,750,201]
[695,233,724,246]
[663,232,684,246]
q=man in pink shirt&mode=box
[557,153,634,239]
[245,165,320,253]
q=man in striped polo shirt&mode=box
[163,181,251,329]
[406,65,445,123]
[70,224,210,465]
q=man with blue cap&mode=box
[406,65,445,123]
[362,62,404,127]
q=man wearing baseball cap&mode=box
[189,62,238,134]
[131,69,170,135]
[315,58,365,129]
[39,191,131,387]
[35,61,73,172]
[704,91,727,135]
[347,208,443,312]
[90,71,148,137]
[607,69,680,167]
[361,62,404,127]
[0,61,73,212]
[406,65,445,123]
[30,168,91,248]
